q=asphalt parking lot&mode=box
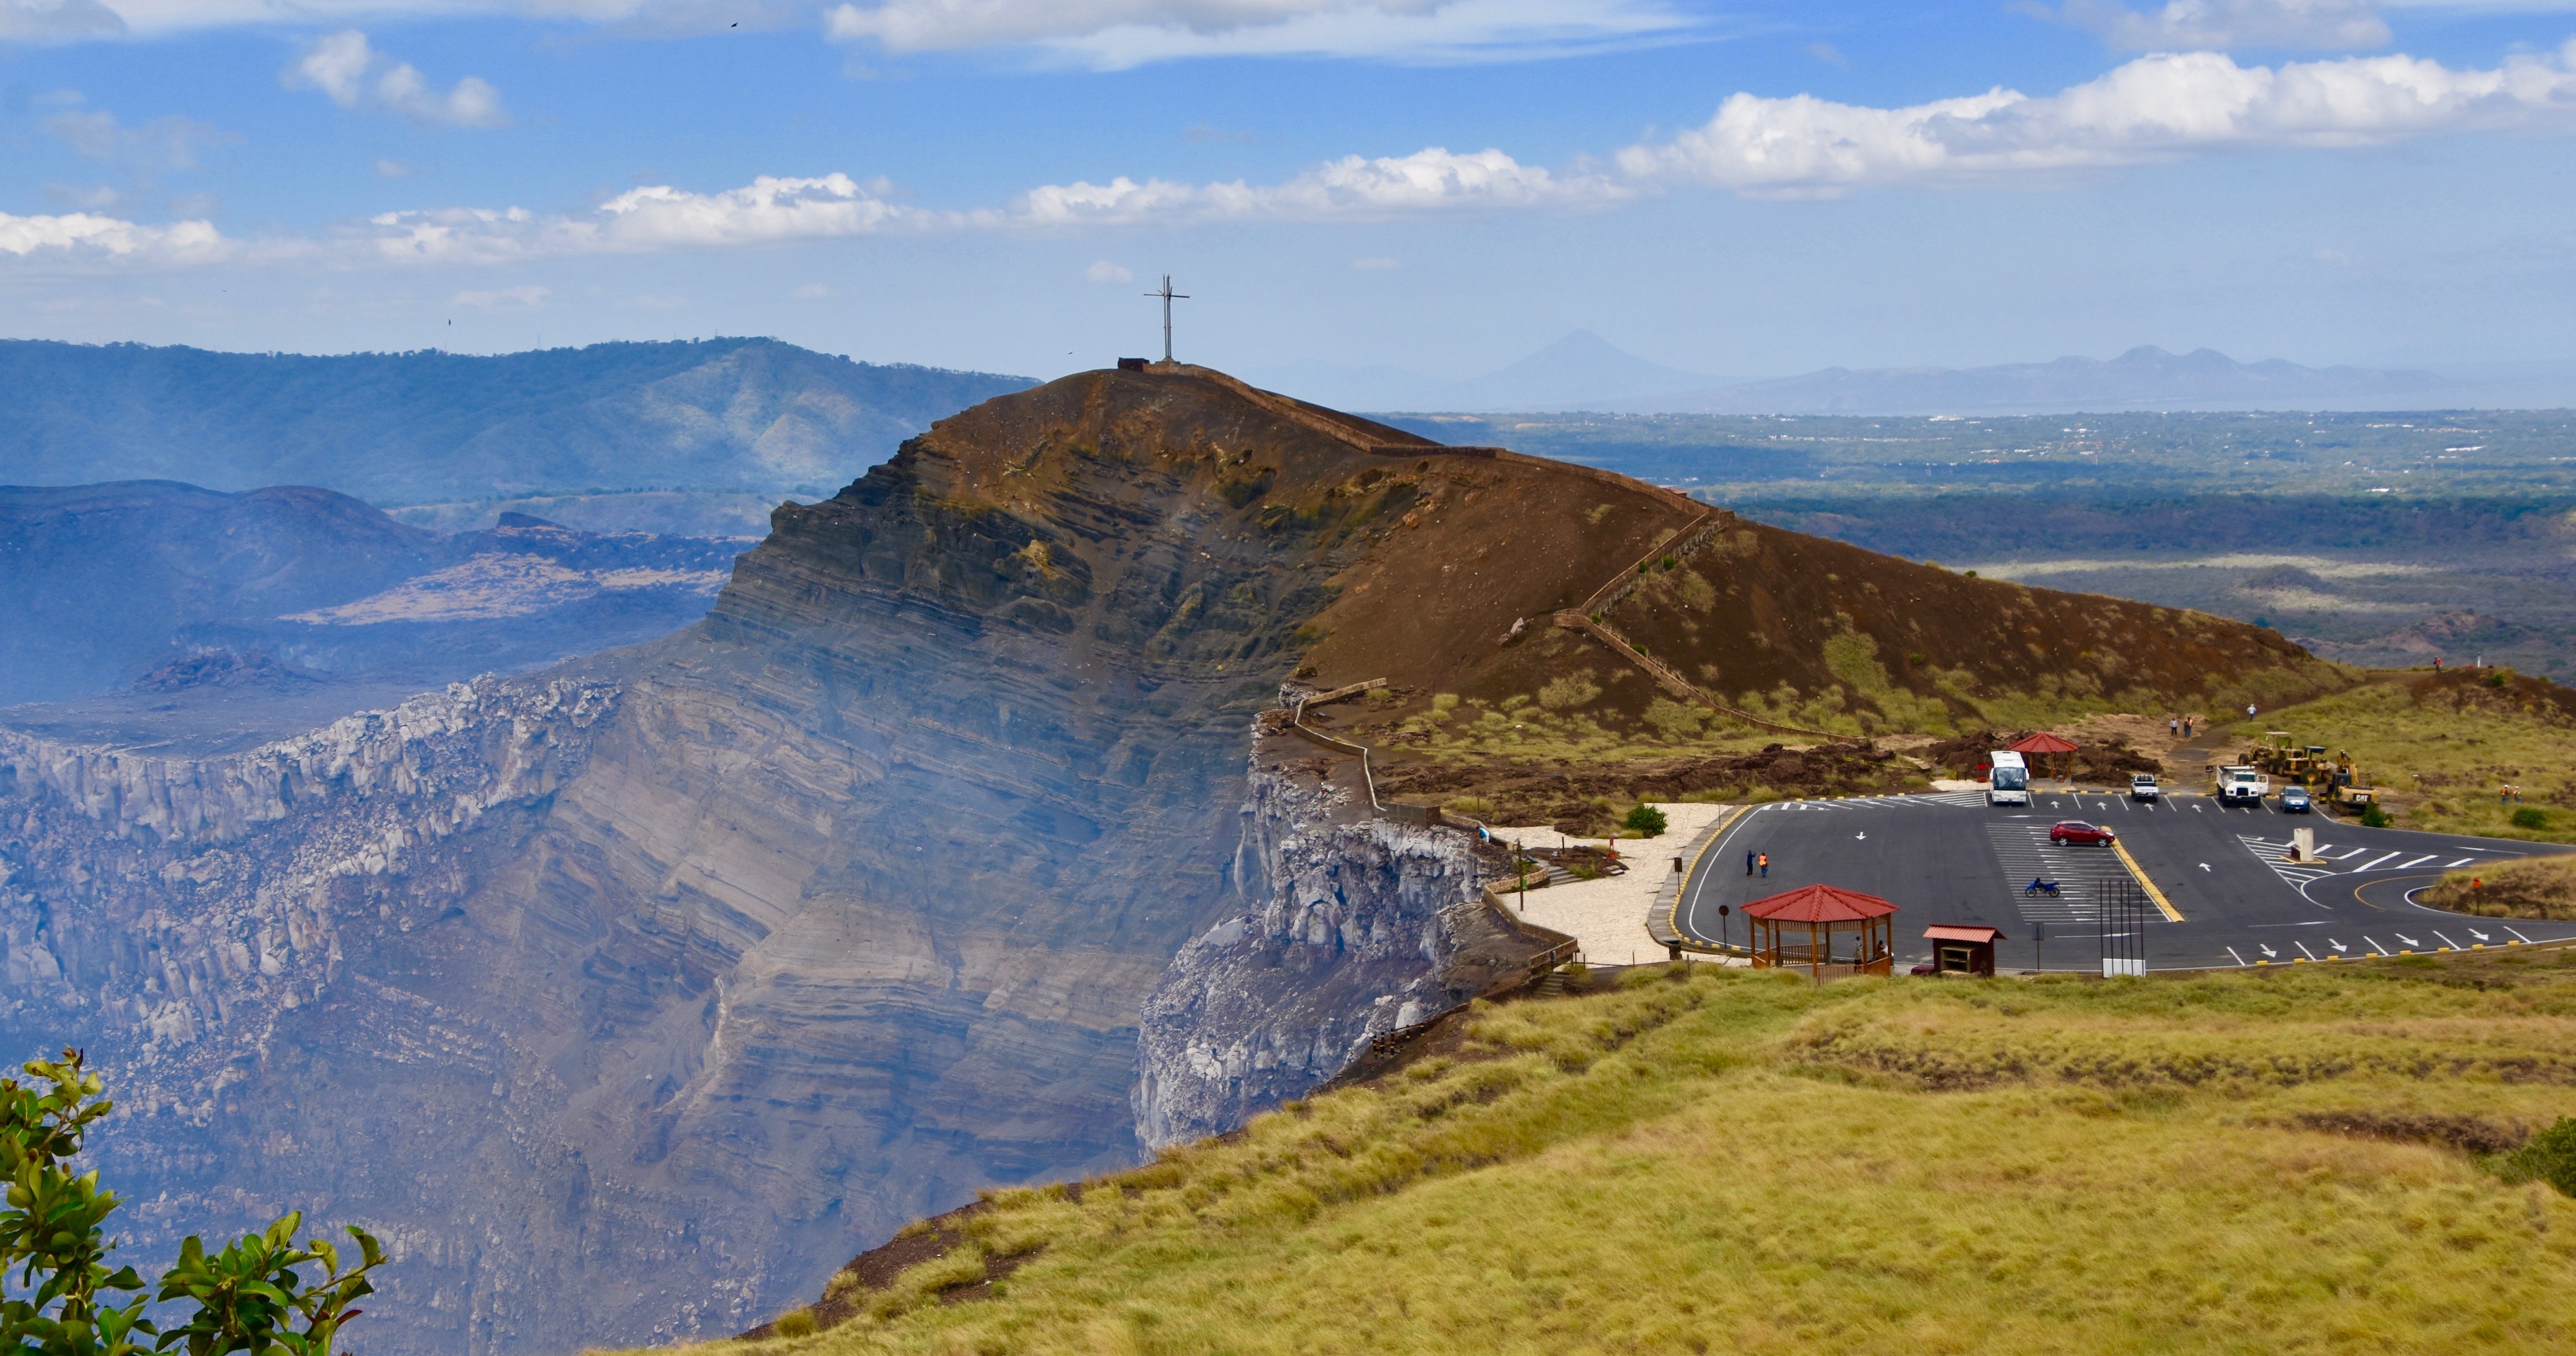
[1678,789,2576,972]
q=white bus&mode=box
[1987,750,2031,806]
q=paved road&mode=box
[1678,789,2576,972]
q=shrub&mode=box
[0,1049,384,1356]
[2512,807,2549,831]
[2503,1118,2576,1196]
[2361,804,2392,828]
[1622,804,1669,836]
[773,1308,819,1339]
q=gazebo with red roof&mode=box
[2011,731,2079,782]
[1741,884,1898,980]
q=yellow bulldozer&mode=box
[2239,731,2375,809]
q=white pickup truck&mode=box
[2217,765,2269,805]
[2130,773,2161,801]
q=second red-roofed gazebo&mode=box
[1741,884,1898,981]
[2011,731,2079,782]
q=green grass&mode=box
[672,955,2576,1356]
[2220,675,2576,844]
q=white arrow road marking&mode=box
[2227,946,2249,966]
[2469,928,2492,942]
[2259,945,2279,958]
[2327,939,2349,953]
[1855,831,1866,840]
[2396,933,2420,948]
[2433,930,2465,950]
[2192,803,2204,812]
[2199,863,2212,872]
[2295,941,2321,961]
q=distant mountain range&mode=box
[1250,334,2506,415]
[1623,346,2449,416]
[0,338,1036,504]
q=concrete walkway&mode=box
[1484,803,1736,968]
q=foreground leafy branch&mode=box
[0,1050,384,1356]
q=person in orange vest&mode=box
[1758,852,1770,878]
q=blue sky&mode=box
[4,0,2576,384]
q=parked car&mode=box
[2050,820,2117,845]
[2130,773,2161,801]
[2279,786,2313,814]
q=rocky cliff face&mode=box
[0,366,1520,1356]
[1133,725,1490,1149]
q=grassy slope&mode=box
[678,957,2576,1355]
[2426,856,2576,921]
[2219,668,2576,844]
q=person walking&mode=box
[1745,849,1756,876]
[1758,852,1770,878]
[2169,715,2179,737]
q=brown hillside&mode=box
[821,361,2340,758]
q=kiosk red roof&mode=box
[1740,883,1897,923]
[1924,925,2006,943]
[2010,731,2079,755]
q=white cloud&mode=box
[43,108,237,174]
[1617,44,2576,196]
[1018,146,1623,225]
[451,283,548,306]
[793,281,831,297]
[2045,0,2391,53]
[0,0,124,39]
[358,173,922,263]
[824,0,1698,68]
[284,30,509,128]
[0,210,227,264]
[376,158,417,177]
[19,41,2576,278]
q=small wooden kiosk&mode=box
[1743,884,1897,981]
[1924,924,2005,977]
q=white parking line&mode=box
[2330,848,2369,860]
[2432,930,2464,950]
[2295,941,2321,961]
[2394,854,2439,869]
[2351,852,2402,873]
[2362,936,2389,956]
[2226,946,2249,966]
[2505,926,2536,945]
[2445,858,2474,868]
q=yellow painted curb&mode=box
[2110,840,2184,923]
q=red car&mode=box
[2050,820,2117,845]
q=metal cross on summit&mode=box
[1144,274,1188,363]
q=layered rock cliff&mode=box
[0,364,1535,1355]
[1134,723,1500,1149]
